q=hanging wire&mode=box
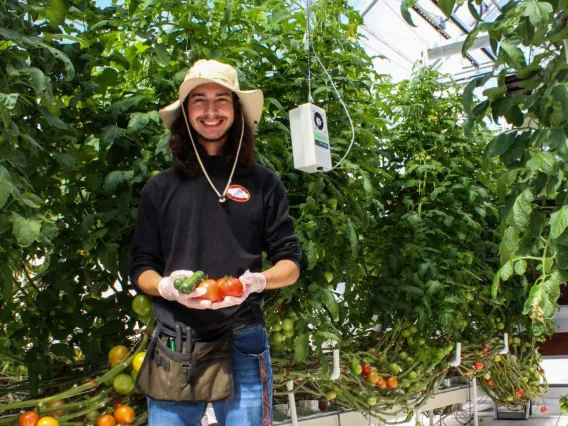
[303,0,356,172]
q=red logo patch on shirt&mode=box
[227,185,250,202]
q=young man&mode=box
[129,59,301,425]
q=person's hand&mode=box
[158,270,210,309]
[208,270,267,310]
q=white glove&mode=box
[208,270,267,310]
[158,270,209,309]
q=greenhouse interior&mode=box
[2,0,568,425]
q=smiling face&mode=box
[186,83,235,151]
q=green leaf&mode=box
[324,272,333,283]
[463,73,492,114]
[514,260,527,275]
[154,44,171,65]
[318,331,341,342]
[462,25,482,57]
[510,188,534,231]
[0,176,14,209]
[346,220,358,258]
[46,0,66,26]
[552,85,568,118]
[400,285,425,296]
[101,126,125,147]
[127,112,150,134]
[426,280,442,296]
[500,260,514,281]
[467,1,482,20]
[10,214,42,247]
[527,152,557,175]
[485,133,516,159]
[0,93,18,110]
[438,0,456,17]
[304,243,317,270]
[321,288,339,321]
[400,0,418,27]
[294,333,309,363]
[104,170,134,192]
[523,0,552,26]
[1,264,13,300]
[491,272,501,299]
[550,206,568,239]
[500,37,527,68]
[500,227,519,264]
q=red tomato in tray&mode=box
[198,279,222,302]
[217,277,244,298]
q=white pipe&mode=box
[329,348,341,380]
[450,342,462,367]
[286,380,299,426]
[472,377,479,426]
[499,333,509,354]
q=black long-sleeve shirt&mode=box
[129,156,301,338]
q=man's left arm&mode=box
[262,259,300,290]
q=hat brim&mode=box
[158,77,264,130]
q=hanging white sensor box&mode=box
[289,103,332,173]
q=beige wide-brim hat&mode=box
[158,59,264,130]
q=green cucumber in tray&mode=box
[176,271,205,294]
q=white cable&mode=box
[286,380,299,426]
[304,0,356,172]
[499,332,509,354]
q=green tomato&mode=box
[389,363,401,374]
[113,373,135,395]
[326,391,337,400]
[405,357,414,366]
[408,371,418,380]
[282,319,294,331]
[400,379,411,388]
[399,351,408,361]
[284,329,294,339]
[367,397,377,406]
[484,373,491,380]
[85,410,100,422]
[497,323,505,330]
[494,355,502,362]
[271,332,285,346]
[407,337,416,346]
[272,324,282,332]
[401,329,411,338]
[132,295,152,316]
[417,338,426,346]
[288,311,299,321]
[506,396,514,402]
[409,326,418,335]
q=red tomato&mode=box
[18,412,40,426]
[485,378,495,388]
[217,277,244,298]
[198,279,222,302]
[362,364,371,375]
[541,406,548,414]
[474,362,484,371]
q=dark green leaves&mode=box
[401,0,418,27]
[550,206,568,239]
[438,0,456,17]
[10,214,42,247]
[294,333,309,363]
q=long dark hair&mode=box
[168,94,255,178]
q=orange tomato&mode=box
[18,411,40,426]
[37,417,59,426]
[97,414,116,426]
[108,345,129,367]
[376,376,387,389]
[386,377,398,389]
[197,279,222,302]
[365,372,379,385]
[114,405,135,425]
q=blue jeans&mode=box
[147,324,273,426]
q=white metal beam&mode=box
[427,34,491,61]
